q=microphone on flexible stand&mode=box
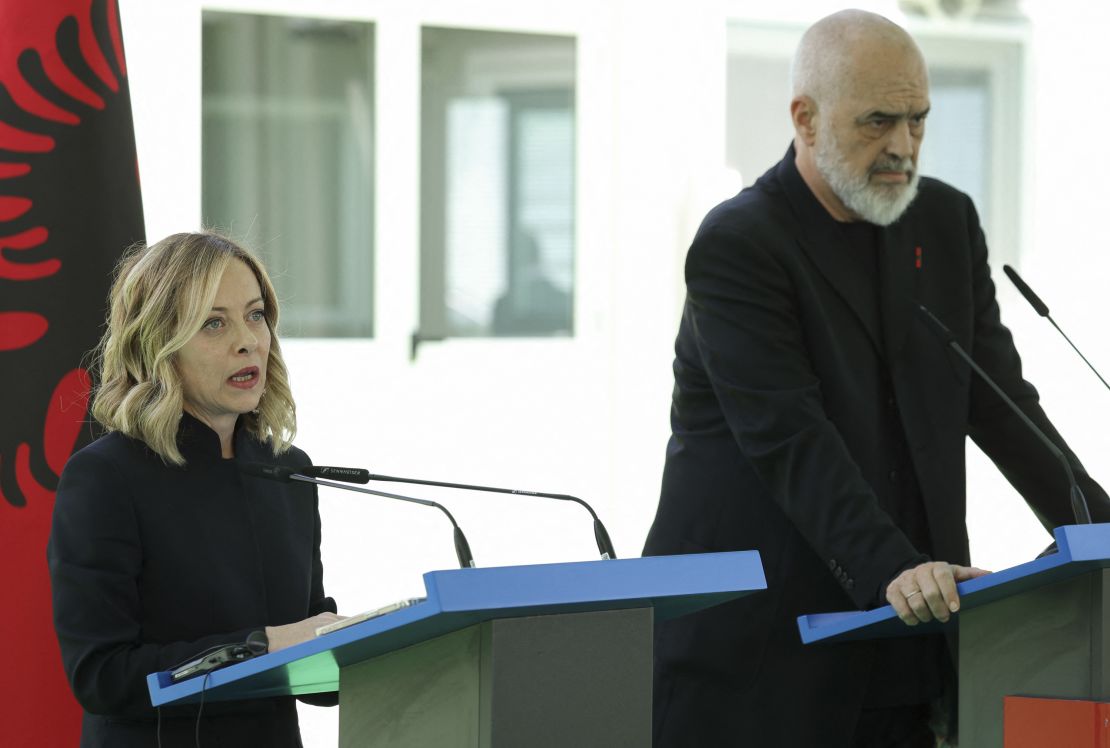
[313,467,618,560]
[1002,264,1110,393]
[243,463,372,485]
[914,303,1093,525]
[239,462,476,569]
[353,471,618,560]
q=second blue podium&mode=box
[797,523,1110,748]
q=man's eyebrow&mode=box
[857,106,931,122]
[209,297,265,312]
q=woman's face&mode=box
[176,259,271,437]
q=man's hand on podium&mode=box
[266,613,346,653]
[886,562,991,626]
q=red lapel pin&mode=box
[915,246,923,269]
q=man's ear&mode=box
[790,96,818,146]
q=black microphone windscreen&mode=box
[1003,264,1051,317]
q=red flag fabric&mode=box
[0,0,144,744]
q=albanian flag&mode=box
[0,0,144,743]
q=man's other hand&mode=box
[886,562,991,625]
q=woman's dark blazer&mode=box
[48,413,335,747]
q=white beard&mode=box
[814,133,920,226]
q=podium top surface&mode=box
[148,550,764,707]
[797,523,1110,645]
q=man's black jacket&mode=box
[642,145,1109,747]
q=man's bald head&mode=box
[792,10,926,111]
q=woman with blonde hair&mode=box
[48,232,341,747]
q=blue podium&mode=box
[797,523,1110,747]
[149,551,765,747]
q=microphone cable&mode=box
[195,672,212,748]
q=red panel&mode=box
[1004,696,1110,748]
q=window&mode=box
[915,68,991,229]
[202,12,375,337]
[419,28,576,341]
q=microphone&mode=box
[357,471,618,560]
[1002,264,1110,393]
[247,463,372,484]
[240,462,476,568]
[914,304,1092,525]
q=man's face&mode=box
[813,57,930,226]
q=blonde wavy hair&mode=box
[91,232,296,464]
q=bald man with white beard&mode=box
[643,9,1109,747]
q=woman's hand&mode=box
[265,612,345,652]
